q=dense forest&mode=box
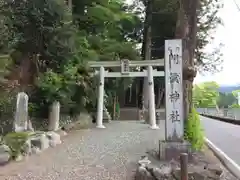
[0,0,223,122]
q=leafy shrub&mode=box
[230,104,240,108]
[0,82,19,135]
[3,132,30,159]
[184,108,204,150]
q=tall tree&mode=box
[134,0,223,120]
[176,0,223,119]
[175,0,199,120]
[71,0,142,112]
[0,0,74,88]
[0,0,141,117]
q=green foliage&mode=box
[70,0,141,115]
[193,81,219,108]
[0,0,84,116]
[0,0,141,119]
[0,93,16,134]
[230,104,240,108]
[0,0,222,126]
[0,0,74,68]
[0,52,19,134]
[131,0,223,72]
[232,89,240,98]
[220,90,240,108]
[32,63,95,116]
[150,0,179,59]
[0,55,12,81]
[184,108,204,150]
[217,92,237,108]
[3,132,30,159]
[103,77,133,117]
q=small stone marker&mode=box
[31,134,49,151]
[48,101,60,131]
[14,92,29,132]
[46,131,61,147]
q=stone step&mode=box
[119,108,139,120]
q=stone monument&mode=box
[48,101,60,131]
[14,92,29,132]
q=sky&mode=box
[195,0,240,85]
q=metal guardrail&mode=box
[197,108,240,120]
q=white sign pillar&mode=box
[148,65,159,129]
[165,39,183,141]
[96,66,106,128]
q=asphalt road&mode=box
[201,116,240,166]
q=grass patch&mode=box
[184,108,204,151]
[3,132,31,159]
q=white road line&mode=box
[205,137,240,179]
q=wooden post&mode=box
[158,140,166,160]
[158,140,162,160]
[180,153,188,180]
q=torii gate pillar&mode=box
[96,66,106,128]
[147,65,159,129]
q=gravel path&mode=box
[0,121,165,180]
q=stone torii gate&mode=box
[88,59,164,129]
[88,39,184,140]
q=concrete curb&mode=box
[205,137,240,179]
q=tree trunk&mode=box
[141,0,153,61]
[175,0,199,120]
